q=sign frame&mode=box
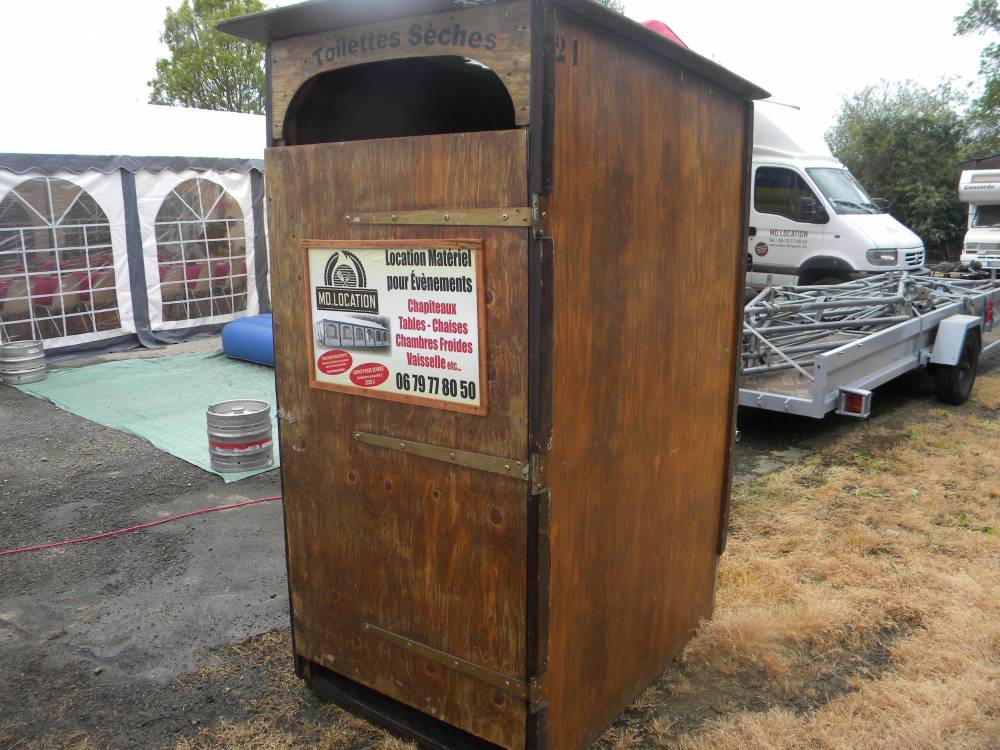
[300,238,488,416]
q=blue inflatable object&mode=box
[221,314,275,367]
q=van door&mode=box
[748,165,829,287]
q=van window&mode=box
[972,204,1000,227]
[806,168,880,214]
[754,167,826,223]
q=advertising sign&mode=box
[303,240,487,415]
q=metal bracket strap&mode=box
[343,207,533,227]
[353,431,529,481]
[363,623,533,701]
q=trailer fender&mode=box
[930,315,982,365]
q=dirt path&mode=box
[1,352,997,749]
[0,380,286,748]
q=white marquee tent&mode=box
[0,104,268,357]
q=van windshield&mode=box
[972,204,1000,227]
[806,168,882,214]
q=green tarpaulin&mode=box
[16,351,279,482]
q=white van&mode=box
[747,101,925,287]
[958,169,1000,271]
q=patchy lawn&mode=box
[3,366,997,749]
[180,370,999,750]
[596,370,1000,749]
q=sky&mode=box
[623,0,988,135]
[0,0,991,141]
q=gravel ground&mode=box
[1,340,994,749]
[0,341,285,748]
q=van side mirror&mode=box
[799,196,828,224]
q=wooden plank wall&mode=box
[540,8,749,749]
[265,130,531,749]
[269,1,533,143]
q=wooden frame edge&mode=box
[300,238,490,417]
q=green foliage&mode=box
[149,0,265,114]
[593,0,626,13]
[826,82,968,259]
[956,0,1000,154]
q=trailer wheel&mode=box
[934,332,980,405]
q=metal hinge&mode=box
[529,452,548,495]
[354,431,529,481]
[531,194,549,239]
[276,410,299,424]
[528,677,543,707]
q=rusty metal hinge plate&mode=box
[531,193,549,238]
[344,207,532,227]
[363,622,530,700]
[353,431,529,481]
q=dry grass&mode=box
[603,369,1000,750]
[0,729,98,750]
[173,630,416,750]
[17,372,991,749]
[184,371,999,750]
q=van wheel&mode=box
[934,333,980,405]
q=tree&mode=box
[149,0,265,114]
[593,0,626,13]
[826,81,968,260]
[956,0,1000,154]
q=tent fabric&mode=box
[0,104,265,174]
[250,171,271,312]
[0,169,137,349]
[0,166,269,356]
[135,169,262,337]
[14,350,280,483]
[0,105,270,357]
[0,153,264,177]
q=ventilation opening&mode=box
[283,56,517,146]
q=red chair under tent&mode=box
[212,259,231,279]
[185,262,206,289]
[29,276,58,306]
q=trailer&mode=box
[740,272,1000,418]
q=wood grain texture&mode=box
[540,8,749,749]
[266,130,530,749]
[270,1,532,142]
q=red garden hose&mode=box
[0,495,283,558]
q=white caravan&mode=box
[958,169,1000,272]
[747,101,925,287]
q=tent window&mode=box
[0,177,120,342]
[155,178,248,321]
[283,56,516,145]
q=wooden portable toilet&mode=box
[221,2,766,748]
